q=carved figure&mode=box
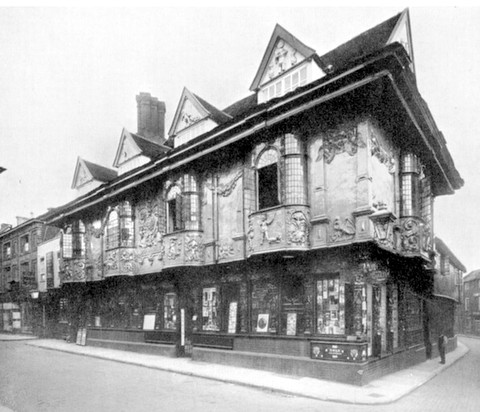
[331,216,356,242]
[288,211,308,245]
[259,213,281,245]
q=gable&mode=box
[387,9,415,71]
[259,39,306,87]
[71,158,94,189]
[250,24,318,92]
[168,88,210,138]
[176,98,204,134]
[113,129,142,168]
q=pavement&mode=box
[0,333,470,405]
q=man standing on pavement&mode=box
[438,333,448,364]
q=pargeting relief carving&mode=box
[267,40,300,80]
[138,201,163,248]
[218,239,236,260]
[373,220,395,249]
[259,212,282,245]
[105,251,119,272]
[370,132,395,173]
[400,218,420,252]
[331,216,356,242]
[247,217,255,252]
[204,169,243,197]
[120,250,136,274]
[317,125,365,164]
[287,210,309,245]
[166,237,182,261]
[61,260,85,282]
[185,234,204,262]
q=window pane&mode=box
[316,277,345,335]
[107,211,119,249]
[258,163,279,209]
[202,287,220,331]
[163,293,177,330]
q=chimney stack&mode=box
[136,92,166,143]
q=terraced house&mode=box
[43,9,463,385]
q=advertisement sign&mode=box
[228,302,238,334]
[311,341,367,363]
[142,314,156,331]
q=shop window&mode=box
[251,280,279,333]
[59,298,68,323]
[163,292,178,330]
[316,277,343,334]
[256,148,280,210]
[166,185,183,232]
[202,286,220,331]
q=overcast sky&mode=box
[1,6,479,271]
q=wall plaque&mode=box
[311,341,367,362]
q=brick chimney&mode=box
[136,92,166,143]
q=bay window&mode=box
[256,148,280,210]
[107,202,134,249]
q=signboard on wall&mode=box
[311,341,367,363]
[76,328,87,346]
[286,313,297,336]
[143,314,156,331]
[228,302,238,334]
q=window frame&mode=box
[256,147,281,211]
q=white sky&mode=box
[1,5,479,271]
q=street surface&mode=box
[1,337,479,412]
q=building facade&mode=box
[430,237,466,341]
[44,10,463,385]
[463,270,480,335]
[0,218,59,333]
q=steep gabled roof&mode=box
[71,157,117,189]
[317,11,404,74]
[168,87,231,137]
[113,128,171,168]
[250,24,317,91]
[223,93,257,118]
[83,159,118,182]
[464,270,480,282]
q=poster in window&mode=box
[286,312,297,336]
[228,302,238,334]
[143,313,156,330]
[256,313,269,333]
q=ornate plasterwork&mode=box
[218,239,236,260]
[61,260,85,282]
[331,216,356,242]
[370,133,395,173]
[267,40,300,80]
[287,210,309,245]
[259,213,282,245]
[400,218,422,253]
[185,234,204,262]
[105,251,119,271]
[317,125,365,163]
[137,199,163,249]
[204,169,243,197]
[120,250,136,274]
[247,217,255,253]
[373,220,395,249]
[166,238,182,260]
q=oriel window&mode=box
[256,148,280,210]
[166,185,183,232]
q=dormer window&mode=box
[256,148,280,210]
